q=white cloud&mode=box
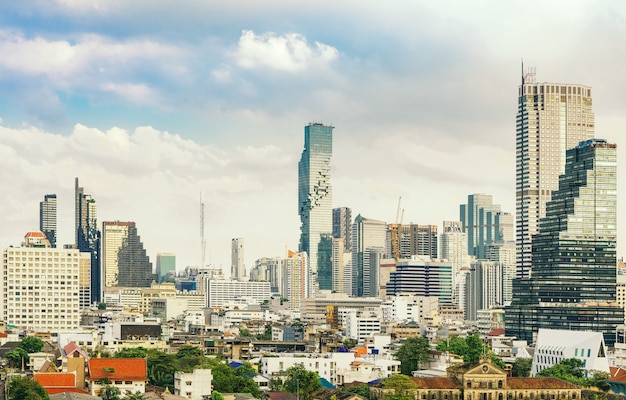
[0,122,298,270]
[232,30,338,72]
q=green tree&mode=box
[381,374,415,400]
[147,351,177,391]
[233,363,261,397]
[343,383,371,400]
[240,328,252,337]
[587,371,611,392]
[536,358,586,386]
[283,364,322,400]
[19,336,44,353]
[511,358,532,377]
[394,336,431,375]
[115,347,148,358]
[212,391,225,400]
[255,325,273,340]
[436,334,503,368]
[97,302,107,310]
[125,391,147,400]
[6,347,28,368]
[99,385,121,400]
[176,345,202,359]
[7,375,49,400]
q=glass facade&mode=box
[298,123,333,291]
[75,178,101,302]
[516,79,595,278]
[39,194,57,248]
[506,139,623,346]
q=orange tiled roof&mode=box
[34,372,76,387]
[507,378,580,389]
[409,377,461,389]
[608,366,626,383]
[88,358,147,381]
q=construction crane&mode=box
[392,197,405,262]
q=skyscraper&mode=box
[506,139,623,346]
[460,194,512,259]
[516,70,595,278]
[298,123,333,291]
[75,178,101,302]
[332,207,352,252]
[102,221,155,288]
[351,215,386,297]
[39,194,57,248]
[231,238,245,280]
[156,253,176,282]
[410,224,438,259]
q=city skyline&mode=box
[1,2,626,272]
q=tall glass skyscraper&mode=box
[298,123,333,291]
[516,70,595,278]
[506,139,623,346]
[75,178,101,302]
[39,194,57,248]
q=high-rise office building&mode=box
[516,71,595,278]
[440,221,471,307]
[75,178,101,302]
[351,215,386,297]
[156,253,176,282]
[39,194,57,248]
[506,139,623,346]
[102,221,155,288]
[410,224,438,259]
[387,257,453,305]
[298,123,333,291]
[465,260,504,321]
[332,207,352,252]
[460,194,512,259]
[231,238,245,280]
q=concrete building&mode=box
[281,250,310,311]
[344,308,382,341]
[205,279,271,308]
[440,221,471,307]
[531,329,609,376]
[299,123,333,291]
[1,232,82,331]
[300,292,382,324]
[516,72,595,278]
[465,260,504,321]
[387,256,453,305]
[352,215,386,297]
[175,368,213,400]
[231,238,245,280]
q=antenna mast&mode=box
[200,193,206,268]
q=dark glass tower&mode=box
[298,123,333,291]
[39,194,57,248]
[506,139,623,346]
[75,178,101,303]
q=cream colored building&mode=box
[1,232,82,331]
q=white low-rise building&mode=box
[531,328,609,376]
[260,355,337,385]
[174,368,212,400]
[344,308,382,341]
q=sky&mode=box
[1,1,626,274]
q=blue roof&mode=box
[230,361,245,369]
[320,377,335,389]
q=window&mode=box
[467,381,472,388]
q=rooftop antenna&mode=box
[200,193,206,268]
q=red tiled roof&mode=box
[34,372,76,387]
[25,231,47,238]
[507,378,580,389]
[608,366,626,382]
[488,329,505,336]
[409,377,461,389]
[88,358,147,381]
[0,332,8,338]
[45,387,88,394]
